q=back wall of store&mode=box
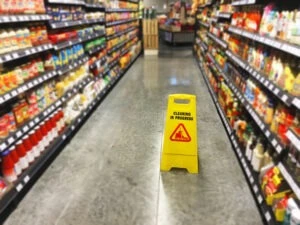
[143,0,192,13]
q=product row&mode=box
[105,12,138,22]
[105,0,138,10]
[106,21,138,36]
[0,43,141,195]
[47,5,104,23]
[199,56,300,224]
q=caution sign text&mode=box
[160,94,198,174]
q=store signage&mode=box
[160,94,198,173]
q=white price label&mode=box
[271,139,277,147]
[71,125,75,130]
[265,211,271,222]
[11,90,17,97]
[249,176,254,184]
[276,145,282,153]
[258,195,263,204]
[4,54,12,61]
[253,185,258,193]
[281,95,288,102]
[8,137,14,144]
[62,134,66,140]
[24,175,30,183]
[12,53,19,59]
[23,125,29,132]
[274,88,280,95]
[0,143,7,151]
[265,130,270,137]
[16,131,22,138]
[4,93,10,101]
[16,183,23,192]
[29,121,34,127]
[34,118,39,123]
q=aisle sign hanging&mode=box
[160,94,198,173]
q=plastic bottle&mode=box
[9,145,22,176]
[291,209,300,225]
[34,125,45,153]
[251,141,264,172]
[15,140,29,170]
[283,198,298,225]
[29,130,40,158]
[246,133,256,161]
[22,135,34,163]
[40,121,50,147]
[1,150,17,182]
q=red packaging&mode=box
[29,130,40,158]
[22,135,34,163]
[9,145,22,176]
[1,150,17,182]
[15,140,29,170]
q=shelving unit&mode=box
[0,0,141,223]
[194,0,300,224]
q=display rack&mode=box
[194,0,300,224]
[0,0,141,223]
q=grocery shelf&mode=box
[216,12,232,19]
[228,26,300,58]
[0,43,53,64]
[49,18,105,29]
[105,18,138,27]
[106,8,138,12]
[207,52,285,155]
[57,56,89,76]
[207,32,228,49]
[0,75,92,153]
[0,51,141,224]
[225,50,300,110]
[106,27,137,40]
[0,14,50,24]
[231,0,256,6]
[90,56,107,70]
[87,44,106,55]
[0,70,57,106]
[196,57,277,225]
[53,31,106,51]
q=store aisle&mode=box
[4,52,263,225]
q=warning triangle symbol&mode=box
[170,123,191,142]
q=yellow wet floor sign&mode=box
[160,94,198,173]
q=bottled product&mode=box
[251,141,264,172]
[15,140,29,170]
[283,198,298,225]
[245,132,256,161]
[9,145,22,176]
[29,130,40,158]
[1,150,17,182]
[22,135,34,163]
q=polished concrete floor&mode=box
[4,48,263,225]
